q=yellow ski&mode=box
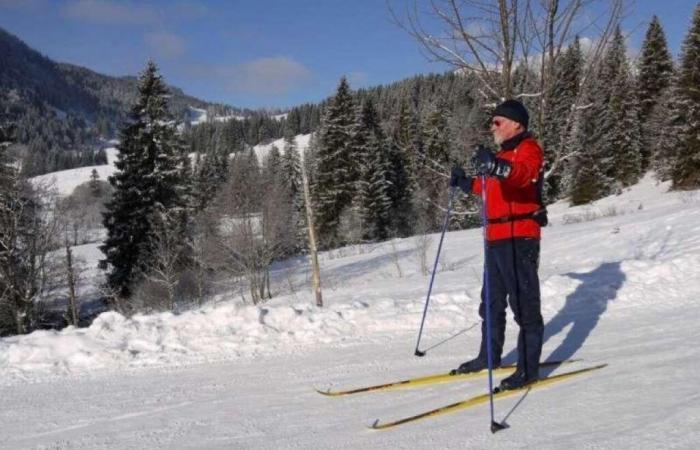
[369,364,607,430]
[315,359,578,397]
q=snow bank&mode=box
[0,293,470,377]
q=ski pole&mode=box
[414,186,457,357]
[480,174,506,433]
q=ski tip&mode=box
[369,419,381,430]
[314,387,334,396]
[491,421,508,434]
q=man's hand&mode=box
[450,166,466,187]
[450,166,473,192]
[471,145,512,179]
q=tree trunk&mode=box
[300,156,323,307]
[65,240,79,326]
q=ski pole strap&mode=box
[487,207,548,225]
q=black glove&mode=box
[471,145,512,179]
[450,166,473,192]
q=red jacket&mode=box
[472,134,544,241]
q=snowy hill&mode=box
[30,135,312,199]
[253,133,311,163]
[185,106,246,125]
[31,147,119,197]
[2,172,699,448]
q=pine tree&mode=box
[512,61,540,135]
[650,73,683,181]
[671,4,700,189]
[610,65,643,187]
[387,100,417,237]
[418,100,453,229]
[99,61,191,300]
[89,169,101,196]
[353,99,392,241]
[261,145,294,261]
[570,83,606,205]
[266,145,282,181]
[596,27,630,191]
[228,148,261,214]
[95,148,108,165]
[542,37,583,200]
[637,16,674,168]
[572,26,638,201]
[281,135,305,251]
[313,77,357,247]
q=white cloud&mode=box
[144,31,187,59]
[194,57,313,96]
[61,0,157,25]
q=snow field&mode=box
[6,140,700,448]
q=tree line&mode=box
[2,5,700,337]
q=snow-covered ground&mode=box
[185,107,246,126]
[31,135,312,199]
[253,133,311,163]
[186,106,287,125]
[31,147,118,197]
[2,172,699,448]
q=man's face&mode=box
[490,116,523,146]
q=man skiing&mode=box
[450,99,546,390]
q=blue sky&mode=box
[0,0,698,110]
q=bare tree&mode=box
[64,234,80,326]
[0,178,61,335]
[389,0,625,179]
[217,213,269,305]
[141,210,187,311]
[188,213,218,307]
[57,181,112,245]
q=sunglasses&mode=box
[491,119,503,128]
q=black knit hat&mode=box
[492,99,529,129]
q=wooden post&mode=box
[64,235,79,326]
[300,155,323,307]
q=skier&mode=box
[450,99,546,390]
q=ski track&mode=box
[2,301,699,449]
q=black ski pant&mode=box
[476,238,544,379]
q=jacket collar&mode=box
[500,131,531,151]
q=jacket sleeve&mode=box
[503,140,543,188]
[471,174,484,195]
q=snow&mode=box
[185,107,208,126]
[5,166,700,447]
[30,147,118,197]
[214,114,245,122]
[253,133,311,163]
[185,106,246,126]
[28,133,312,200]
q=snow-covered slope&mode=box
[31,147,119,197]
[185,106,246,125]
[1,173,699,448]
[30,134,312,199]
[253,133,311,163]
